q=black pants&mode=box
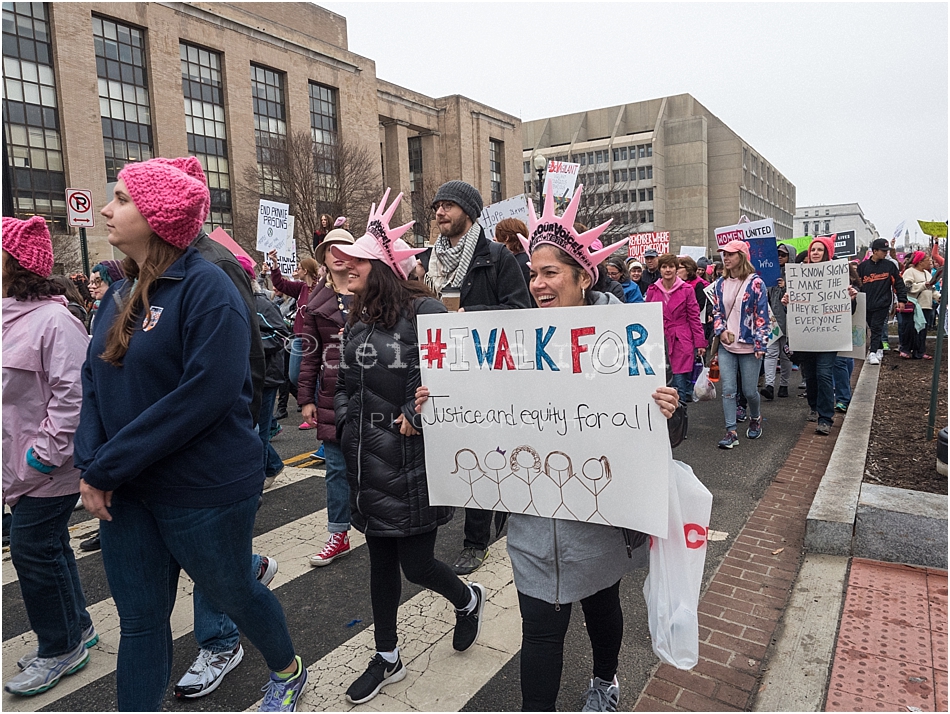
[518,580,623,712]
[867,306,890,353]
[463,508,494,550]
[366,530,470,652]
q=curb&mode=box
[633,412,841,711]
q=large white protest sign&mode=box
[544,161,580,206]
[785,259,853,352]
[418,303,671,537]
[679,246,707,261]
[478,194,530,241]
[628,232,671,261]
[271,214,299,275]
[256,200,290,253]
[839,293,867,360]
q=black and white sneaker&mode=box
[453,583,486,652]
[174,645,244,698]
[345,654,406,704]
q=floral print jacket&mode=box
[710,275,771,353]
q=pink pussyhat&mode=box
[517,181,628,284]
[331,189,425,280]
[2,215,53,277]
[718,239,750,258]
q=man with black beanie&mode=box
[859,237,907,364]
[417,180,530,575]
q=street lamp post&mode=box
[533,153,546,214]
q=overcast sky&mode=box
[320,1,948,245]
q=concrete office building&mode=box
[794,203,880,248]
[522,94,796,254]
[2,2,522,267]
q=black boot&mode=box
[759,384,774,401]
[777,386,789,398]
[275,388,289,420]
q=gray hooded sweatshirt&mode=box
[506,290,649,605]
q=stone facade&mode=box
[795,203,880,248]
[522,94,796,256]
[10,2,521,264]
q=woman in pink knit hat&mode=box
[74,157,305,712]
[2,216,99,697]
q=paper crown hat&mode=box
[330,189,425,280]
[518,181,628,284]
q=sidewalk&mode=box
[633,380,949,712]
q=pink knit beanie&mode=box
[118,157,210,249]
[2,215,53,277]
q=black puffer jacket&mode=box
[334,297,453,537]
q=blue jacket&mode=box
[619,278,644,304]
[75,248,263,507]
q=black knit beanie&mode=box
[431,180,483,223]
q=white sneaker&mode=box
[867,351,880,365]
[174,645,244,698]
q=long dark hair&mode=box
[349,260,436,329]
[531,244,597,305]
[3,254,65,301]
[100,235,184,366]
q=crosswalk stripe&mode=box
[1,481,352,712]
[0,466,322,587]
[249,538,519,712]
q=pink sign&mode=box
[627,231,671,260]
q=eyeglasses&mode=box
[88,278,103,287]
[433,201,458,213]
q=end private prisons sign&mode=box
[417,303,671,538]
[715,217,780,287]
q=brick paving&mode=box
[633,424,842,712]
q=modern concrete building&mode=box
[794,203,880,248]
[522,94,796,254]
[2,2,522,268]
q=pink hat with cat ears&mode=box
[330,189,425,280]
[517,180,629,284]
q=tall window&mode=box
[181,42,230,232]
[3,2,66,227]
[408,136,423,193]
[309,81,338,199]
[94,15,152,181]
[489,139,502,203]
[251,64,286,199]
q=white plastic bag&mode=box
[643,459,713,669]
[693,368,716,402]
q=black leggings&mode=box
[365,529,471,652]
[518,580,624,712]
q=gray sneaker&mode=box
[452,547,488,575]
[17,623,99,671]
[806,410,819,422]
[581,675,620,711]
[5,641,88,696]
[815,422,832,435]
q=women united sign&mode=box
[418,303,671,537]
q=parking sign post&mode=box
[66,188,94,276]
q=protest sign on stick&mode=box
[419,303,671,537]
[628,232,671,261]
[478,195,530,241]
[256,200,290,253]
[785,258,853,352]
[715,218,779,286]
[839,293,867,360]
[544,161,580,210]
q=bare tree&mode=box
[409,174,442,247]
[572,180,642,246]
[236,131,381,257]
[51,228,83,275]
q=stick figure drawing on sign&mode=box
[451,449,484,507]
[580,456,613,524]
[482,447,510,510]
[544,451,578,520]
[509,446,541,515]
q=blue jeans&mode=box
[833,357,854,407]
[100,493,295,711]
[670,372,693,405]
[288,337,304,388]
[718,349,762,431]
[323,440,350,533]
[800,351,836,426]
[10,494,93,658]
[193,554,263,653]
[258,387,283,478]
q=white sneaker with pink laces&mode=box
[309,532,350,566]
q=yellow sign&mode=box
[918,220,948,238]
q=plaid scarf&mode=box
[428,222,482,295]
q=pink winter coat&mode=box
[646,277,706,374]
[2,296,89,506]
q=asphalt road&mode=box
[2,370,812,712]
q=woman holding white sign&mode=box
[781,237,857,435]
[709,240,770,448]
[331,190,488,705]
[416,187,680,712]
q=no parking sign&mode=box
[66,188,95,227]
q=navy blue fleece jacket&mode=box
[75,248,263,507]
